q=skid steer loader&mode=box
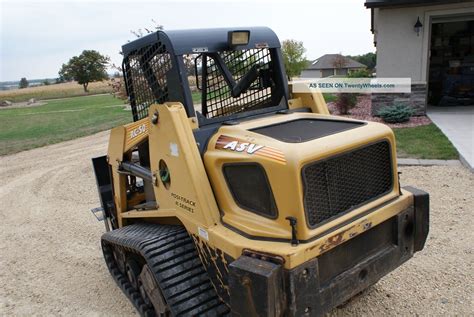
[91,27,429,316]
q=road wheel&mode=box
[125,258,141,289]
[112,247,126,274]
[139,264,169,316]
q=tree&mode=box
[19,77,29,89]
[335,93,357,115]
[183,54,196,76]
[43,79,51,86]
[130,19,163,38]
[331,54,348,70]
[59,50,110,92]
[346,53,376,71]
[281,39,309,80]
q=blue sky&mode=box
[0,0,374,81]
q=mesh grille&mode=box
[203,49,274,118]
[124,42,172,121]
[302,141,393,228]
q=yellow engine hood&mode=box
[204,112,400,241]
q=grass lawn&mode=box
[192,91,201,103]
[394,123,458,160]
[0,81,113,103]
[323,93,337,103]
[1,90,459,161]
[0,95,130,155]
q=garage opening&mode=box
[428,17,474,107]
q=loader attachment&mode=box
[92,155,115,231]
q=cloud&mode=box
[0,0,374,81]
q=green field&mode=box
[394,124,458,160]
[0,95,130,155]
[3,92,335,156]
[0,92,459,161]
[192,91,201,103]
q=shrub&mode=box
[109,77,128,101]
[347,69,372,78]
[377,103,415,123]
[335,93,357,115]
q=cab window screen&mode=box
[202,49,276,118]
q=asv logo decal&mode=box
[223,141,264,154]
[130,124,146,139]
[216,135,286,164]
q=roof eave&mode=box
[364,0,471,9]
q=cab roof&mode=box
[121,26,281,55]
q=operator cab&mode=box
[121,27,289,130]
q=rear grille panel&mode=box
[302,141,393,228]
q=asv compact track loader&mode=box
[92,27,429,316]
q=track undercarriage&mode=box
[101,223,229,316]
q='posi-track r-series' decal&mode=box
[215,135,286,164]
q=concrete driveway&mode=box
[428,106,474,171]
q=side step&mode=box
[101,223,230,316]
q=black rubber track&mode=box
[101,223,230,317]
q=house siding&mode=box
[375,2,474,81]
[321,69,335,77]
[300,69,323,78]
[372,1,474,114]
[335,68,349,76]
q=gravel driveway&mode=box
[0,131,472,316]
